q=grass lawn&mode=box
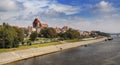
[0,42,62,53]
[64,39,81,43]
[0,38,88,53]
[24,38,52,43]
[0,38,96,53]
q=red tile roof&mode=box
[40,24,48,27]
[33,18,48,27]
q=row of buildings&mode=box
[22,18,98,37]
[27,18,69,34]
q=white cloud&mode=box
[93,1,116,14]
[41,1,120,33]
[34,14,119,33]
[0,0,120,33]
[49,3,80,15]
[0,0,80,26]
[99,1,108,7]
[23,0,49,8]
[0,0,18,11]
[21,0,80,16]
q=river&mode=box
[5,38,120,65]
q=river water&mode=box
[6,38,120,65]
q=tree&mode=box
[0,26,3,48]
[39,27,57,38]
[65,29,80,39]
[0,23,18,48]
[0,23,24,48]
[13,26,24,42]
[58,28,80,39]
[92,31,110,37]
[58,32,65,38]
[30,31,38,41]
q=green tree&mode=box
[0,26,4,48]
[0,23,18,48]
[92,31,110,37]
[13,26,24,42]
[58,28,80,39]
[30,31,38,41]
[65,29,80,39]
[39,27,57,38]
[58,32,65,38]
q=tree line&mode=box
[30,28,110,41]
[0,23,24,48]
[0,23,110,48]
[30,27,80,41]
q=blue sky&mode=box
[0,0,120,33]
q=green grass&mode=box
[24,38,52,42]
[64,39,81,43]
[36,38,51,40]
[0,39,84,53]
[0,42,62,53]
[24,38,30,42]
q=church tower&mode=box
[33,18,41,28]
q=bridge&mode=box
[110,33,120,37]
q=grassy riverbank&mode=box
[0,42,62,53]
[64,39,81,43]
[0,38,95,53]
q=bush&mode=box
[58,28,80,40]
[0,23,19,48]
[39,27,57,38]
[30,31,38,41]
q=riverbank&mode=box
[0,42,62,53]
[0,38,91,53]
[0,38,106,65]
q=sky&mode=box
[0,0,120,33]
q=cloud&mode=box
[93,1,116,14]
[12,0,80,20]
[0,0,80,26]
[43,1,120,33]
[33,14,119,33]
[0,0,120,33]
[23,0,50,8]
[0,0,18,11]
[49,2,80,15]
[21,0,80,16]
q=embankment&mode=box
[0,38,106,65]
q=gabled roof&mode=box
[33,18,41,24]
[40,24,48,27]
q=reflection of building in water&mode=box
[32,18,48,33]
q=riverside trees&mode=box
[0,23,24,48]
[38,27,80,40]
[39,27,57,38]
[58,28,80,40]
[30,31,38,41]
